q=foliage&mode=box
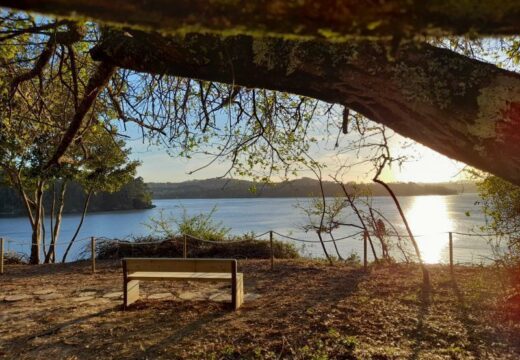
[144,206,231,241]
[0,14,139,263]
[344,252,361,266]
[477,175,520,268]
[297,196,348,234]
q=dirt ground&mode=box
[1,259,519,359]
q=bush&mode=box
[3,251,28,264]
[143,206,231,241]
[96,233,300,260]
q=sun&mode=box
[387,144,466,183]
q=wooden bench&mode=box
[122,258,243,310]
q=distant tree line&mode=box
[148,177,461,199]
[0,177,153,216]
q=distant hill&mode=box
[147,178,470,199]
[0,177,153,216]
[434,181,478,194]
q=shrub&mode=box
[3,251,28,264]
[96,233,300,260]
[143,206,231,241]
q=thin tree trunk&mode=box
[369,207,389,258]
[337,182,379,262]
[42,205,47,259]
[373,178,430,285]
[316,230,333,265]
[329,231,343,261]
[47,182,55,261]
[370,207,411,263]
[9,171,40,264]
[62,189,92,263]
[29,181,44,264]
[45,181,67,263]
[315,173,333,264]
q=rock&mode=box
[178,291,204,301]
[37,293,64,301]
[148,292,173,300]
[77,291,97,297]
[244,293,261,301]
[33,289,55,295]
[102,292,123,299]
[209,292,231,302]
[72,296,95,302]
[4,294,32,302]
[83,298,110,306]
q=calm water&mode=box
[0,194,495,264]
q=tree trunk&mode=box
[92,31,520,186]
[3,0,520,38]
[45,181,67,263]
[29,182,45,264]
[62,189,92,263]
[42,204,47,260]
[46,183,56,261]
[315,176,333,265]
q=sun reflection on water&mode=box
[405,196,452,264]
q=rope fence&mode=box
[0,228,515,274]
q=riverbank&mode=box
[1,260,519,359]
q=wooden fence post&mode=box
[183,234,187,258]
[91,237,96,273]
[449,232,453,273]
[363,231,368,271]
[1,237,4,275]
[269,231,274,270]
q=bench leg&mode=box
[124,280,139,309]
[232,275,244,310]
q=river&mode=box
[0,194,498,264]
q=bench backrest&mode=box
[122,258,236,273]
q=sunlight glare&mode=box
[392,145,465,183]
[405,196,452,263]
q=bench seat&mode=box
[128,271,243,281]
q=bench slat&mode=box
[128,271,243,281]
[124,258,235,273]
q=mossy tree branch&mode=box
[2,0,520,39]
[91,30,520,185]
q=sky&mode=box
[128,128,467,184]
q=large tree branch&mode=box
[2,0,520,39]
[91,31,520,184]
[45,61,116,170]
[9,21,86,98]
